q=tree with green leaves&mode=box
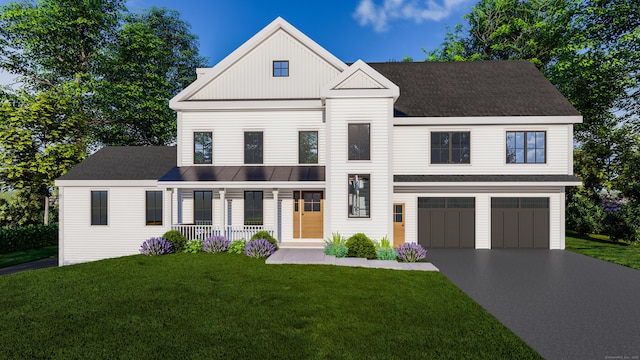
[0,0,208,224]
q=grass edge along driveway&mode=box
[566,232,640,271]
[0,253,541,359]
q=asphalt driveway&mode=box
[426,249,640,359]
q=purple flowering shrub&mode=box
[202,235,231,253]
[600,193,640,243]
[396,243,427,262]
[140,237,173,256]
[601,193,628,212]
[244,239,276,258]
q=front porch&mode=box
[171,224,275,242]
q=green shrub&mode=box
[374,235,392,250]
[324,243,348,258]
[376,247,397,260]
[346,233,376,259]
[250,231,278,250]
[0,223,58,254]
[228,239,247,254]
[183,239,203,253]
[162,230,187,253]
[566,192,604,234]
[325,231,346,245]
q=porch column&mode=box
[169,188,174,227]
[273,189,279,241]
[219,189,225,237]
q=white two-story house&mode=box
[55,17,581,265]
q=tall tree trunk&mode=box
[44,195,49,225]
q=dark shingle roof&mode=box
[57,146,176,181]
[368,60,580,117]
[159,166,325,182]
[394,175,581,183]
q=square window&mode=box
[506,131,546,163]
[348,174,370,218]
[430,132,470,164]
[194,132,212,164]
[244,131,263,164]
[273,61,289,77]
[348,124,370,160]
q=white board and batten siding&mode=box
[326,97,394,241]
[59,184,171,266]
[393,124,573,175]
[189,29,342,101]
[393,192,565,250]
[179,110,325,166]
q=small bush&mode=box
[140,237,173,256]
[183,239,203,253]
[374,235,392,250]
[324,243,348,258]
[250,231,278,250]
[162,230,187,253]
[203,235,230,253]
[325,231,346,245]
[396,243,427,262]
[244,239,276,258]
[376,247,397,260]
[228,239,247,254]
[346,233,376,259]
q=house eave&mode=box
[170,99,324,111]
[394,115,583,126]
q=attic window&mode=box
[273,61,289,77]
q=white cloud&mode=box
[354,0,469,32]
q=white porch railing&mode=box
[171,224,275,242]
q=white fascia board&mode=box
[157,181,326,189]
[393,181,583,187]
[170,17,348,109]
[54,180,161,187]
[172,99,324,111]
[321,59,399,100]
[393,115,583,126]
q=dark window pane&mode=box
[299,131,318,164]
[194,191,212,225]
[91,191,107,225]
[244,191,263,225]
[348,124,370,160]
[418,197,446,208]
[348,174,370,217]
[194,132,212,164]
[146,191,163,225]
[431,132,470,164]
[491,198,519,208]
[447,198,475,208]
[244,132,263,164]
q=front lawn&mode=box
[0,253,540,359]
[566,232,640,271]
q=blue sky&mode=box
[0,0,475,84]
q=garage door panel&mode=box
[534,210,550,248]
[518,210,535,248]
[417,210,429,248]
[445,211,460,247]
[503,211,520,248]
[430,211,446,248]
[460,211,475,248]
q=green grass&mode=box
[566,232,640,271]
[0,253,540,359]
[0,246,57,269]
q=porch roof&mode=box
[158,166,325,182]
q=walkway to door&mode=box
[426,249,640,359]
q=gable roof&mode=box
[369,60,580,117]
[57,146,176,181]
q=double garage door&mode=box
[417,197,549,249]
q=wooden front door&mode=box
[393,203,405,246]
[293,191,324,239]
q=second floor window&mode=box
[348,124,370,160]
[245,131,263,164]
[506,131,546,163]
[194,132,212,164]
[431,131,470,164]
[299,131,318,164]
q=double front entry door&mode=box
[293,191,323,239]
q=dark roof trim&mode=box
[394,175,581,183]
[159,166,325,182]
